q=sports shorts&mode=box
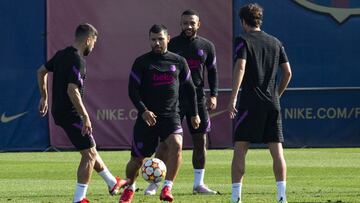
[233,107,283,143]
[131,114,183,157]
[54,114,96,150]
[180,96,210,135]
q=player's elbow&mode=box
[284,69,292,81]
[281,63,292,80]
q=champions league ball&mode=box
[141,158,167,183]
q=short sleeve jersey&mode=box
[168,33,218,99]
[234,31,288,109]
[128,51,192,117]
[45,46,86,117]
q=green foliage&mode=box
[0,148,359,202]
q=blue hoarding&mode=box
[233,0,360,147]
[282,88,360,147]
[234,0,360,87]
[0,0,49,151]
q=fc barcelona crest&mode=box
[294,0,360,24]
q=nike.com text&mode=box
[284,107,360,120]
[96,108,138,121]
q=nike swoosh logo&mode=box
[209,109,227,118]
[1,111,28,123]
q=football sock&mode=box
[126,182,136,191]
[73,183,88,203]
[98,168,117,188]
[147,182,160,190]
[231,183,242,202]
[276,181,287,201]
[163,180,173,190]
[194,169,205,188]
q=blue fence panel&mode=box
[233,0,360,87]
[0,0,49,151]
[282,88,360,147]
[233,0,360,147]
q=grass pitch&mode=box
[0,148,359,203]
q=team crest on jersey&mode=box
[294,0,360,24]
[197,49,204,56]
[169,65,176,72]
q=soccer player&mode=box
[145,9,218,196]
[227,3,292,203]
[120,24,200,203]
[37,23,127,203]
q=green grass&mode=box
[0,148,360,203]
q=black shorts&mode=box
[131,115,182,158]
[180,96,210,135]
[233,107,283,143]
[54,114,96,150]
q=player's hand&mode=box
[142,110,157,126]
[207,96,217,111]
[38,97,48,117]
[82,116,92,136]
[191,115,201,129]
[227,100,238,119]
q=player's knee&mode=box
[172,141,182,153]
[192,133,206,148]
[81,148,97,162]
[167,134,183,152]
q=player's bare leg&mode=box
[119,156,143,202]
[159,134,182,201]
[192,133,216,194]
[124,156,143,185]
[230,141,250,203]
[92,152,126,195]
[78,147,97,183]
[192,133,206,169]
[73,147,96,202]
[163,134,182,182]
[268,142,287,202]
[145,143,168,195]
[155,142,168,163]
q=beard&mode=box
[83,47,91,56]
[152,46,163,54]
[183,29,196,38]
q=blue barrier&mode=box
[233,0,360,87]
[233,0,360,147]
[0,0,49,151]
[282,88,360,147]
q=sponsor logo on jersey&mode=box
[152,73,174,86]
[186,59,202,70]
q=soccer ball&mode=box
[141,158,167,183]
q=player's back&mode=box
[236,31,285,109]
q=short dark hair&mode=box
[239,3,263,27]
[149,24,168,36]
[182,9,200,18]
[75,23,98,40]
